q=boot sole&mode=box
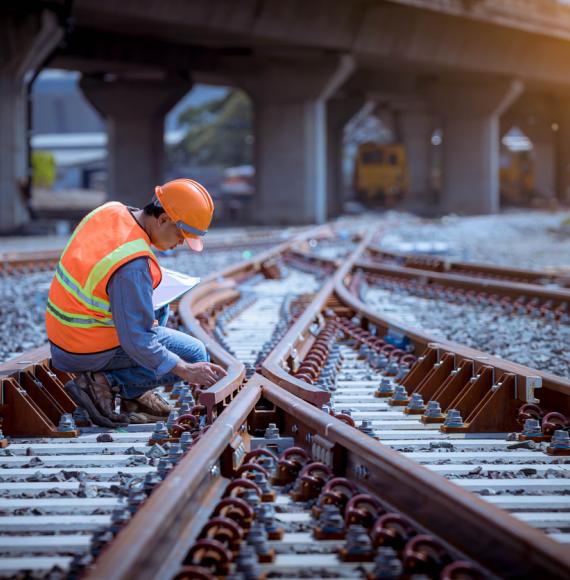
[65,382,127,429]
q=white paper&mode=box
[152,268,200,310]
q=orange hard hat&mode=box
[154,178,214,252]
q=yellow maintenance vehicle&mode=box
[354,141,536,207]
[353,142,409,205]
[499,148,535,205]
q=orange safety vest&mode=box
[46,202,162,354]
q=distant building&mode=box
[31,70,227,191]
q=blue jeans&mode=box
[101,325,209,399]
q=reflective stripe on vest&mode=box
[46,202,162,354]
[46,300,114,328]
[55,263,111,314]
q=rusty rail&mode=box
[87,372,570,579]
[336,264,570,415]
[357,258,570,308]
[367,245,570,288]
[179,224,338,420]
[260,232,374,407]
[260,377,570,580]
[86,380,263,580]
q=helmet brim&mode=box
[184,236,204,252]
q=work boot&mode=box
[121,390,173,423]
[65,373,129,428]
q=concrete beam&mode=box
[66,0,570,87]
[0,10,63,232]
[52,27,243,74]
[385,0,570,44]
[80,74,192,208]
[426,79,523,214]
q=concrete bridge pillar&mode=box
[244,56,354,225]
[0,11,62,232]
[80,74,191,208]
[502,94,557,202]
[427,80,523,214]
[556,99,570,205]
[527,126,556,201]
[326,97,363,218]
[397,107,434,204]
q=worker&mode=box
[45,178,227,427]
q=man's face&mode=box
[151,213,185,251]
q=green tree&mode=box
[32,150,56,189]
[176,89,253,167]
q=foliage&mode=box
[32,150,56,189]
[175,89,253,167]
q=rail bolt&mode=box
[314,504,345,539]
[179,431,194,450]
[234,544,262,578]
[522,418,543,437]
[550,429,570,449]
[370,546,403,579]
[340,524,375,562]
[246,520,275,563]
[389,385,409,406]
[359,420,376,438]
[57,413,77,432]
[443,409,464,428]
[406,393,425,412]
[376,378,394,397]
[264,423,280,439]
[152,421,170,442]
[424,401,443,418]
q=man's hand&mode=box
[173,361,227,386]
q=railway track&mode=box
[0,225,331,277]
[353,246,570,379]
[366,247,570,289]
[0,224,569,578]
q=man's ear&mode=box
[158,212,171,226]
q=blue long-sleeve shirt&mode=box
[50,257,180,376]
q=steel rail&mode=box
[178,224,338,420]
[260,232,374,407]
[335,263,570,410]
[86,373,570,579]
[367,245,570,287]
[85,380,263,580]
[0,230,308,273]
[356,258,570,307]
[261,377,570,580]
